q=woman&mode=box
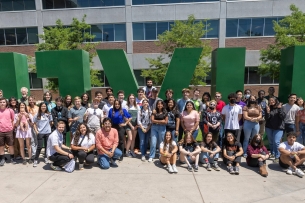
[296,99,305,145]
[27,96,39,159]
[223,132,243,174]
[265,97,285,163]
[8,97,20,160]
[246,134,269,177]
[64,95,74,110]
[149,100,168,162]
[125,94,140,158]
[81,93,91,109]
[137,99,151,161]
[180,101,200,140]
[160,131,178,173]
[166,99,180,142]
[199,92,211,136]
[71,123,95,170]
[242,95,262,158]
[178,132,201,172]
[9,97,19,113]
[43,91,55,112]
[108,99,131,161]
[14,102,33,165]
[199,132,221,171]
[203,100,221,142]
[243,89,251,103]
[33,102,53,167]
[51,97,69,144]
[296,97,304,110]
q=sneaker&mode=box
[206,163,212,171]
[16,156,22,160]
[110,159,118,167]
[168,165,174,173]
[269,154,275,159]
[119,156,123,161]
[33,160,38,167]
[212,163,220,171]
[22,159,27,165]
[228,166,235,174]
[50,163,62,171]
[44,158,49,164]
[193,164,199,172]
[11,158,17,164]
[0,159,5,166]
[28,159,33,164]
[187,165,193,172]
[243,154,247,158]
[172,164,178,173]
[125,152,132,158]
[79,163,84,170]
[141,156,146,162]
[148,158,153,163]
[130,151,136,158]
[295,169,304,178]
[235,166,240,175]
[273,158,279,163]
[286,167,294,175]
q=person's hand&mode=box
[18,114,23,119]
[166,153,172,158]
[294,155,300,164]
[175,130,179,136]
[209,152,215,158]
[142,128,146,133]
[119,123,126,127]
[68,153,74,159]
[85,111,89,116]
[266,105,270,114]
[228,156,235,161]
[277,103,282,109]
[74,117,79,121]
[188,152,193,157]
[108,151,114,158]
[130,125,134,131]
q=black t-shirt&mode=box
[167,110,180,129]
[203,111,222,132]
[153,111,168,120]
[223,141,242,152]
[201,141,218,151]
[180,142,199,152]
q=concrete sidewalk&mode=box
[0,156,304,203]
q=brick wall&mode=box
[0,45,36,56]
[225,37,276,50]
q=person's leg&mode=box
[212,131,219,143]
[274,130,283,160]
[199,151,208,164]
[25,138,32,160]
[251,123,260,140]
[85,153,95,164]
[178,125,184,142]
[125,129,132,154]
[112,148,123,161]
[49,153,70,167]
[77,150,87,164]
[130,129,137,152]
[97,154,110,169]
[170,153,177,165]
[34,134,43,161]
[259,120,266,136]
[265,128,274,156]
[236,125,243,143]
[5,131,15,161]
[31,128,37,158]
[247,157,259,167]
[116,126,125,159]
[13,132,20,158]
[192,129,199,140]
[242,121,252,156]
[218,122,224,148]
[160,156,169,165]
[18,138,25,159]
[138,128,146,156]
[149,125,157,159]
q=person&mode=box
[51,97,69,144]
[68,96,87,135]
[242,95,262,158]
[137,99,151,161]
[43,91,55,112]
[47,121,74,171]
[160,131,178,173]
[142,78,156,99]
[191,88,203,113]
[8,97,21,159]
[103,87,113,103]
[282,93,300,133]
[14,102,33,165]
[64,95,74,110]
[9,97,19,114]
[108,99,131,161]
[177,88,191,140]
[243,89,251,103]
[278,132,305,177]
[265,97,286,163]
[95,118,122,169]
[296,97,304,110]
[18,87,29,106]
[95,91,106,110]
[178,132,201,172]
[199,132,221,171]
[149,100,168,162]
[166,99,180,142]
[0,97,16,166]
[221,93,243,139]
[117,90,127,109]
[163,89,174,108]
[215,92,225,113]
[33,102,53,167]
[102,94,115,118]
[81,93,91,109]
[296,100,305,145]
[203,100,221,142]
[180,101,200,140]
[125,94,140,158]
[149,88,161,110]
[84,98,103,135]
[71,123,95,170]
[136,88,146,106]
[265,86,278,101]
[27,96,39,159]
[257,90,268,136]
[246,134,269,177]
[199,92,211,137]
[222,132,243,174]
[235,90,246,142]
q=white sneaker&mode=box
[295,168,305,178]
[148,158,153,163]
[141,156,146,162]
[172,164,178,173]
[286,167,295,175]
[44,158,49,164]
[168,165,174,173]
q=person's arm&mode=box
[179,145,189,155]
[279,147,294,156]
[54,145,74,159]
[296,113,300,134]
[175,117,180,134]
[256,107,263,120]
[297,148,305,155]
[243,108,252,121]
[180,115,187,132]
[235,146,244,157]
[191,111,200,131]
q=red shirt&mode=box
[216,100,226,113]
[0,108,14,132]
[246,144,268,165]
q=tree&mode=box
[259,4,305,79]
[36,15,103,91]
[141,15,212,85]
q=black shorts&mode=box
[279,156,296,169]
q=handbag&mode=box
[63,159,75,173]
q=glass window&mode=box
[144,0,154,4]
[206,20,219,38]
[168,0,180,3]
[133,23,144,40]
[133,70,145,86]
[248,67,260,84]
[13,0,25,10]
[0,29,5,45]
[244,67,248,84]
[157,22,168,37]
[1,0,13,11]
[5,29,16,45]
[261,74,274,84]
[65,0,78,8]
[169,21,175,30]
[42,0,54,9]
[29,73,43,89]
[103,24,114,41]
[132,0,143,5]
[181,0,192,2]
[89,0,102,7]
[226,19,238,37]
[113,0,124,5]
[77,0,89,7]
[144,22,156,40]
[114,24,126,41]
[155,0,165,4]
[16,28,27,44]
[91,25,103,42]
[238,19,251,37]
[264,18,277,36]
[24,0,36,9]
[27,27,38,44]
[53,0,65,8]
[102,0,113,6]
[251,18,264,36]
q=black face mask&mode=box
[249,100,257,105]
[255,139,261,144]
[229,99,236,104]
[209,107,215,110]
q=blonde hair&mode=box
[74,96,81,101]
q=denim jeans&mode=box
[265,128,283,159]
[298,123,305,145]
[31,128,37,157]
[199,148,219,164]
[192,129,199,140]
[149,124,166,159]
[218,122,224,148]
[243,120,259,155]
[284,123,295,134]
[98,148,122,169]
[138,128,151,156]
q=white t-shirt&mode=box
[71,133,95,149]
[46,130,63,157]
[279,141,305,158]
[86,108,103,128]
[121,100,128,110]
[102,103,113,118]
[282,104,300,124]
[160,141,177,152]
[221,104,242,130]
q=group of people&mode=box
[0,81,305,177]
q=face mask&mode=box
[245,94,250,99]
[300,107,304,111]
[209,107,215,110]
[255,139,261,144]
[229,99,236,104]
[249,100,256,105]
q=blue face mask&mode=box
[300,107,304,111]
[245,94,250,99]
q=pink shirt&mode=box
[181,110,200,131]
[297,109,305,124]
[0,108,14,132]
[95,128,119,155]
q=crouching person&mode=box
[246,134,269,177]
[47,121,74,171]
[96,118,122,169]
[160,131,178,173]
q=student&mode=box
[199,132,221,171]
[235,90,246,142]
[33,102,53,167]
[199,92,211,137]
[246,134,269,177]
[296,99,305,145]
[18,87,29,106]
[278,132,305,177]
[243,89,251,103]
[102,94,115,118]
[257,90,268,136]
[215,92,225,113]
[137,99,151,161]
[160,131,178,173]
[148,88,161,110]
[163,89,174,108]
[43,91,55,112]
[166,99,180,142]
[103,87,113,103]
[265,86,278,101]
[203,100,221,142]
[0,89,2,98]
[27,95,39,158]
[68,96,87,135]
[242,95,262,158]
[64,95,74,111]
[9,97,20,160]
[176,88,191,140]
[178,132,201,172]
[136,88,146,106]
[51,97,69,144]
[180,101,200,140]
[84,98,103,135]
[282,93,300,133]
[117,90,127,109]
[223,132,243,174]
[191,88,203,113]
[9,97,19,114]
[81,93,91,109]
[71,123,95,170]
[95,91,106,110]
[296,97,304,110]
[142,78,156,99]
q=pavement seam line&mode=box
[20,172,56,203]
[192,171,205,203]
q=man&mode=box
[257,90,268,136]
[51,97,69,144]
[103,87,113,103]
[163,89,174,108]
[215,92,226,113]
[0,98,15,166]
[177,88,191,140]
[95,91,106,110]
[47,121,74,171]
[136,88,146,106]
[235,90,246,142]
[84,98,103,134]
[191,88,203,113]
[282,94,300,133]
[96,118,122,169]
[18,87,29,106]
[68,97,87,134]
[149,88,161,110]
[278,132,305,177]
[142,78,156,99]
[117,90,127,109]
[265,86,278,101]
[102,94,115,118]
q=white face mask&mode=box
[245,94,250,99]
[300,107,304,111]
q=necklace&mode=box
[229,105,235,121]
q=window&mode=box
[157,22,168,37]
[133,70,145,86]
[91,25,103,42]
[16,28,27,45]
[27,27,39,44]
[226,19,238,37]
[0,27,38,46]
[264,18,277,36]
[42,0,124,9]
[90,24,126,42]
[238,19,251,37]
[0,0,35,11]
[103,24,114,41]
[29,73,43,89]
[0,29,4,45]
[114,24,126,41]
[133,23,144,40]
[244,67,278,84]
[132,0,219,5]
[206,20,219,38]
[251,18,264,36]
[144,23,156,40]
[5,29,16,45]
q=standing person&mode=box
[136,88,146,107]
[33,102,53,167]
[68,96,87,135]
[43,91,55,112]
[265,86,278,101]
[282,94,300,133]
[199,92,211,137]
[203,100,221,142]
[117,90,127,109]
[84,99,103,135]
[191,88,203,113]
[102,94,115,118]
[235,90,246,142]
[242,95,262,158]
[296,97,304,110]
[18,87,29,106]
[180,101,200,140]
[51,97,69,144]
[142,78,156,99]
[243,89,251,103]
[103,87,113,103]
[149,100,168,162]
[164,89,174,108]
[8,97,20,160]
[160,131,178,173]
[95,118,123,169]
[137,99,151,161]
[265,97,286,163]
[64,95,74,110]
[215,92,226,113]
[149,89,162,110]
[0,97,16,166]
[81,93,91,109]
[177,88,191,140]
[166,99,180,142]
[257,90,268,136]
[27,95,39,159]
[14,102,33,165]
[9,97,19,114]
[95,91,106,110]
[296,100,305,145]
[108,99,131,161]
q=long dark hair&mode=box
[37,102,50,120]
[8,97,19,110]
[202,92,211,104]
[64,95,73,109]
[112,99,123,117]
[250,134,264,148]
[246,95,259,108]
[43,91,53,102]
[269,96,279,109]
[81,93,90,103]
[155,100,167,114]
[223,132,236,147]
[203,132,216,150]
[73,123,91,146]
[166,98,178,113]
[17,102,29,114]
[183,101,195,111]
[163,131,174,153]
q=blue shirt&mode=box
[33,113,53,134]
[68,106,87,123]
[108,108,131,125]
[176,98,191,113]
[45,102,56,113]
